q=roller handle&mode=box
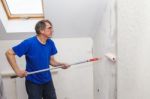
[10,57,100,78]
[88,58,99,62]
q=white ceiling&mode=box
[0,0,109,39]
[43,0,108,38]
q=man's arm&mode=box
[5,49,26,77]
[50,56,69,69]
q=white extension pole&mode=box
[11,58,100,78]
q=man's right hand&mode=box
[16,69,27,78]
[5,49,27,78]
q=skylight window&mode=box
[1,0,44,19]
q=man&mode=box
[5,19,69,99]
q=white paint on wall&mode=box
[0,38,93,99]
[93,0,117,99]
[117,0,150,99]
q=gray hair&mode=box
[35,19,52,34]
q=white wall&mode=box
[0,38,93,99]
[93,0,117,99]
[117,0,150,99]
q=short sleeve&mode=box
[50,40,57,56]
[12,40,30,57]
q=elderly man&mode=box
[5,19,69,99]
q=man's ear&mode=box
[40,29,44,34]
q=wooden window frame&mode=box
[1,0,44,19]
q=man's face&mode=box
[41,22,53,38]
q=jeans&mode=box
[25,80,57,99]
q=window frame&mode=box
[1,0,44,19]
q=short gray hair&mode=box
[35,19,52,34]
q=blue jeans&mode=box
[25,80,57,99]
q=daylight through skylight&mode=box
[1,0,44,19]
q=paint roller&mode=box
[9,57,100,78]
[105,52,116,62]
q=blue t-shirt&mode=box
[12,36,57,84]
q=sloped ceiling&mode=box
[43,0,108,38]
[0,0,108,40]
[0,19,35,40]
